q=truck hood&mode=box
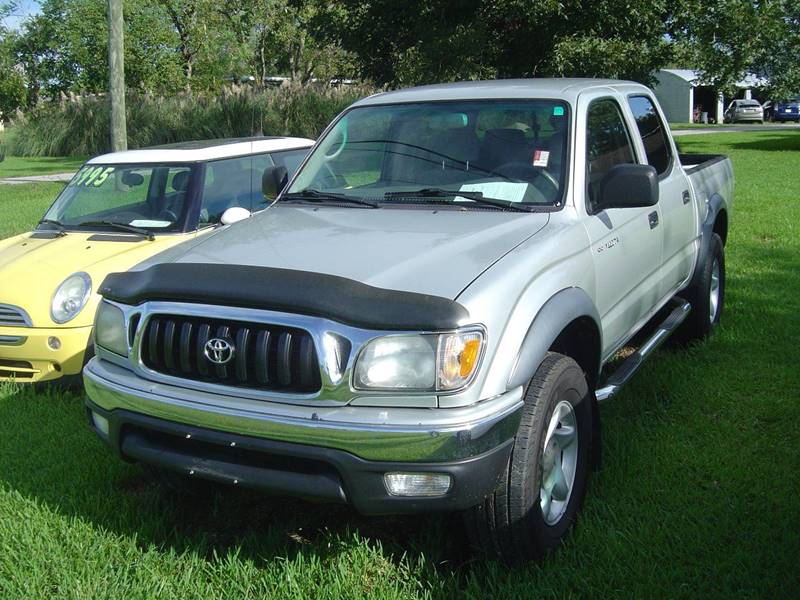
[159,205,550,300]
[0,231,193,327]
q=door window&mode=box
[628,96,672,175]
[586,99,637,210]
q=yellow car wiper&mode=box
[78,220,155,241]
[38,219,67,237]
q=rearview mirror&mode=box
[262,165,288,200]
[595,164,658,211]
[220,206,251,225]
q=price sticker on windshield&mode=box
[71,166,115,187]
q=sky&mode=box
[2,0,41,30]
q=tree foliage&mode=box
[0,0,797,108]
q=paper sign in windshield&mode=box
[458,182,529,203]
[532,150,550,168]
[129,220,172,228]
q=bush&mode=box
[6,83,377,157]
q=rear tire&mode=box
[677,233,725,343]
[464,353,594,562]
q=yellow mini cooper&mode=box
[0,136,313,384]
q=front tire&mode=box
[464,353,594,562]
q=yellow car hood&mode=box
[0,231,194,328]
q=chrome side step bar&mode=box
[595,300,691,402]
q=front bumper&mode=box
[0,325,92,383]
[84,358,524,513]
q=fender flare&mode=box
[507,287,602,390]
[687,193,726,291]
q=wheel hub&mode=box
[709,258,721,323]
[539,400,578,525]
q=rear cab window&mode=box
[627,95,673,176]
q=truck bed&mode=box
[680,153,734,220]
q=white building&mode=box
[653,69,767,124]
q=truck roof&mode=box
[88,136,315,165]
[353,78,649,107]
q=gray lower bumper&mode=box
[83,358,524,463]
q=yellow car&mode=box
[0,136,313,384]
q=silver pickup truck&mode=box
[84,79,733,562]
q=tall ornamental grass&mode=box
[5,83,377,157]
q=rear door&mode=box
[627,95,698,299]
[581,96,663,352]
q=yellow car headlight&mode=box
[51,272,92,324]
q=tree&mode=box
[322,0,674,86]
[0,5,26,116]
[669,0,799,97]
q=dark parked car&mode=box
[764,97,800,122]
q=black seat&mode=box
[477,128,530,174]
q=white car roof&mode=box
[88,136,314,165]
[352,78,651,107]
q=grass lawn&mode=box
[0,155,86,179]
[1,132,799,598]
[0,183,65,237]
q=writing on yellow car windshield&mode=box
[70,166,115,187]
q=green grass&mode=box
[0,183,65,237]
[1,133,799,598]
[0,156,85,179]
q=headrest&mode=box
[171,170,190,192]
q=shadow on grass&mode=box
[719,131,800,152]
[0,384,471,577]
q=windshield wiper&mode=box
[77,220,155,241]
[384,188,533,212]
[282,189,379,208]
[37,219,67,236]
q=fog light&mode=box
[384,472,452,497]
[48,336,61,350]
[91,411,110,437]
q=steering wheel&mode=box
[494,161,561,198]
[323,125,348,161]
[157,208,178,223]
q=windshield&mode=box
[286,100,570,208]
[43,163,197,232]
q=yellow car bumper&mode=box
[0,325,93,383]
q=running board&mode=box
[595,300,691,402]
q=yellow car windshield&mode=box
[43,163,198,233]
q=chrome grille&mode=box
[0,304,32,327]
[140,315,321,393]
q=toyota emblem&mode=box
[204,338,235,365]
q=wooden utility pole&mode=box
[107,0,127,151]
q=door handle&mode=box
[682,190,691,205]
[648,211,659,229]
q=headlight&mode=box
[95,301,128,356]
[353,328,484,392]
[50,272,92,324]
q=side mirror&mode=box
[220,206,251,225]
[596,164,658,211]
[262,165,288,200]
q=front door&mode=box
[582,97,664,354]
